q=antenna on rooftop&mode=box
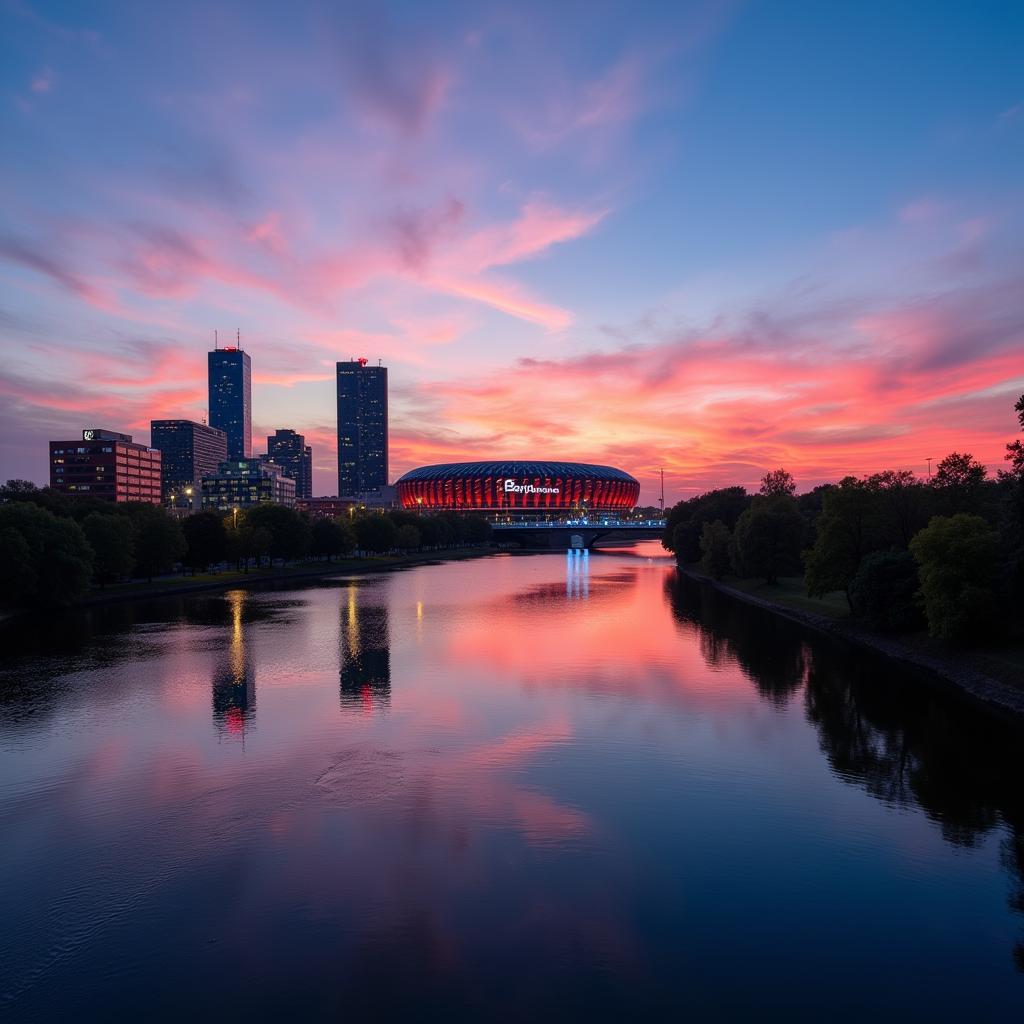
[214,329,218,350]
[237,328,241,347]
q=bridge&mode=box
[487,517,666,550]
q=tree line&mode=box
[0,487,492,610]
[662,393,1024,645]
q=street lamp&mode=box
[184,486,193,514]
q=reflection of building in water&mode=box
[566,548,590,599]
[212,590,256,736]
[339,583,391,712]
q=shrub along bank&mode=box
[662,393,1024,651]
[0,485,492,611]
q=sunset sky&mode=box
[1,0,1022,502]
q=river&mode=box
[1,541,1022,1019]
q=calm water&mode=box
[1,542,1023,1020]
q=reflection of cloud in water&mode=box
[315,719,587,847]
[444,565,729,704]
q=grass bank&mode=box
[678,565,1024,717]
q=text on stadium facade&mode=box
[503,478,560,495]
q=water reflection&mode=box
[211,590,256,736]
[339,582,391,713]
[3,550,1024,1016]
[566,549,590,599]
[666,569,1024,970]
[664,573,810,705]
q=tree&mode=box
[0,527,37,604]
[848,550,923,633]
[662,486,749,561]
[910,513,1000,643]
[698,520,731,579]
[2,479,39,495]
[437,512,470,545]
[931,452,987,515]
[82,512,135,585]
[804,477,884,606]
[131,509,186,581]
[732,494,805,583]
[353,513,398,554]
[182,511,228,574]
[1005,393,1024,478]
[1001,394,1024,609]
[864,469,931,548]
[415,515,443,548]
[760,468,797,498]
[396,523,421,551]
[311,517,356,561]
[226,520,271,571]
[0,502,93,608]
[245,505,312,564]
[461,515,492,544]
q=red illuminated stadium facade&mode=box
[396,461,640,513]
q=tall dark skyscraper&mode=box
[208,345,252,460]
[336,359,388,496]
[266,428,313,499]
[150,419,227,504]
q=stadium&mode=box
[395,460,640,513]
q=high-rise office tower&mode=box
[208,344,251,460]
[336,359,388,496]
[266,429,313,499]
[151,419,228,505]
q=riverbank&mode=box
[678,565,1024,717]
[0,547,498,622]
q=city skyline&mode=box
[2,2,1023,503]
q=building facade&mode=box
[295,496,357,519]
[396,461,640,514]
[201,458,296,511]
[266,429,313,499]
[49,429,162,504]
[208,346,252,460]
[150,419,227,507]
[336,359,388,497]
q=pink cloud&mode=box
[30,68,55,93]
[428,274,573,331]
[383,274,1024,500]
[246,212,287,255]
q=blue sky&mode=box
[1,0,1022,498]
